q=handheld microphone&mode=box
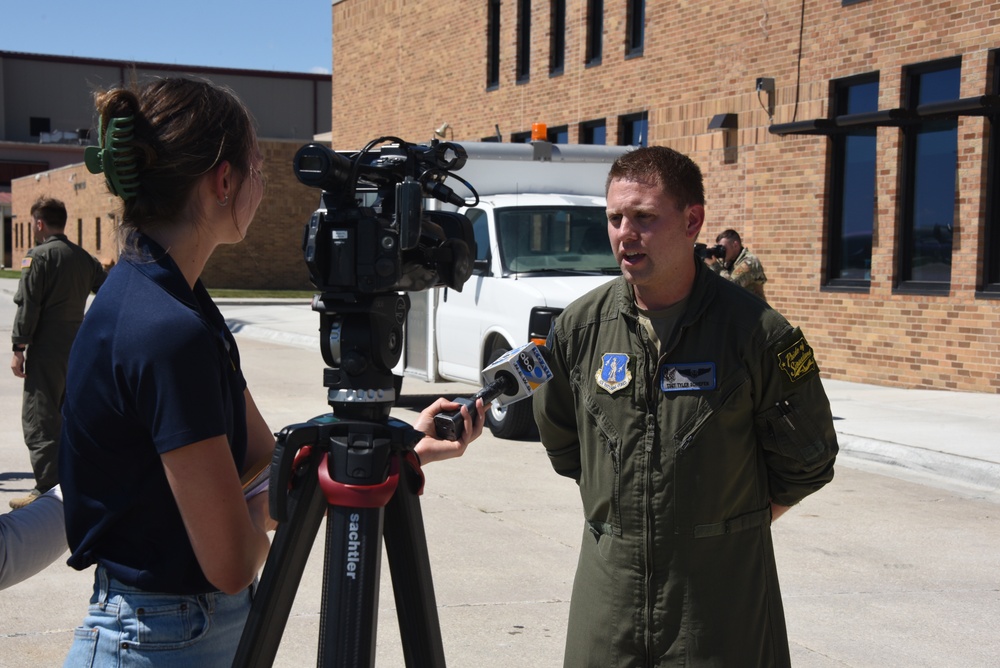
[433,342,553,441]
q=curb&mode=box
[835,433,1000,494]
[225,322,318,350]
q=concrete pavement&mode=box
[1,282,999,666]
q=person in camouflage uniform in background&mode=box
[709,228,768,301]
[9,197,106,509]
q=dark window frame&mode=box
[618,111,648,146]
[824,73,880,292]
[486,0,502,90]
[517,0,531,84]
[896,57,962,295]
[585,0,603,67]
[626,0,645,59]
[29,117,51,137]
[549,0,566,76]
[546,125,569,144]
[580,119,607,145]
[511,131,533,143]
[981,50,1000,296]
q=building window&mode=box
[826,74,879,287]
[96,217,102,251]
[511,131,533,143]
[517,0,531,83]
[547,125,568,143]
[486,0,501,90]
[29,117,51,137]
[898,59,961,292]
[984,52,1000,294]
[626,0,644,58]
[619,112,648,146]
[580,119,606,145]
[77,219,83,246]
[550,0,566,76]
[586,0,603,67]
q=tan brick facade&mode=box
[11,139,320,290]
[326,0,1000,394]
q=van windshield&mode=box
[494,206,620,274]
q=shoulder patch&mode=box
[777,336,818,382]
[596,353,632,394]
[20,257,32,269]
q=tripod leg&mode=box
[233,451,327,668]
[384,460,447,668]
[317,505,385,668]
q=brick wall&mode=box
[329,0,1000,393]
[11,139,319,290]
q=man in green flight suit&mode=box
[9,197,106,509]
[533,146,838,666]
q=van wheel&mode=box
[484,346,535,440]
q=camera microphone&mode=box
[433,342,553,441]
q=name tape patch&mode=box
[660,363,716,392]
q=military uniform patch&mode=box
[596,353,632,394]
[660,363,716,392]
[777,336,818,382]
[20,257,32,269]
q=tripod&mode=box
[233,293,447,668]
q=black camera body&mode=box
[695,243,727,261]
[293,137,480,419]
[294,138,478,295]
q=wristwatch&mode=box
[12,343,26,352]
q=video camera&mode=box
[694,242,727,261]
[292,136,480,420]
[294,136,478,295]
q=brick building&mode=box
[3,50,330,287]
[12,139,320,290]
[327,0,1000,393]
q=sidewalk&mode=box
[214,296,1000,498]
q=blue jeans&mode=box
[64,566,253,667]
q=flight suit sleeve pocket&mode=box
[755,396,827,464]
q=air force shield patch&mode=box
[596,353,631,394]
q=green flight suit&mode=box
[12,234,106,494]
[534,260,838,667]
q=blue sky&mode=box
[2,1,332,74]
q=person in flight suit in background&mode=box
[707,227,768,301]
[9,197,106,509]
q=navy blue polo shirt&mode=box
[60,235,248,594]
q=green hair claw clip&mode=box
[84,115,139,200]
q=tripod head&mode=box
[313,291,408,422]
